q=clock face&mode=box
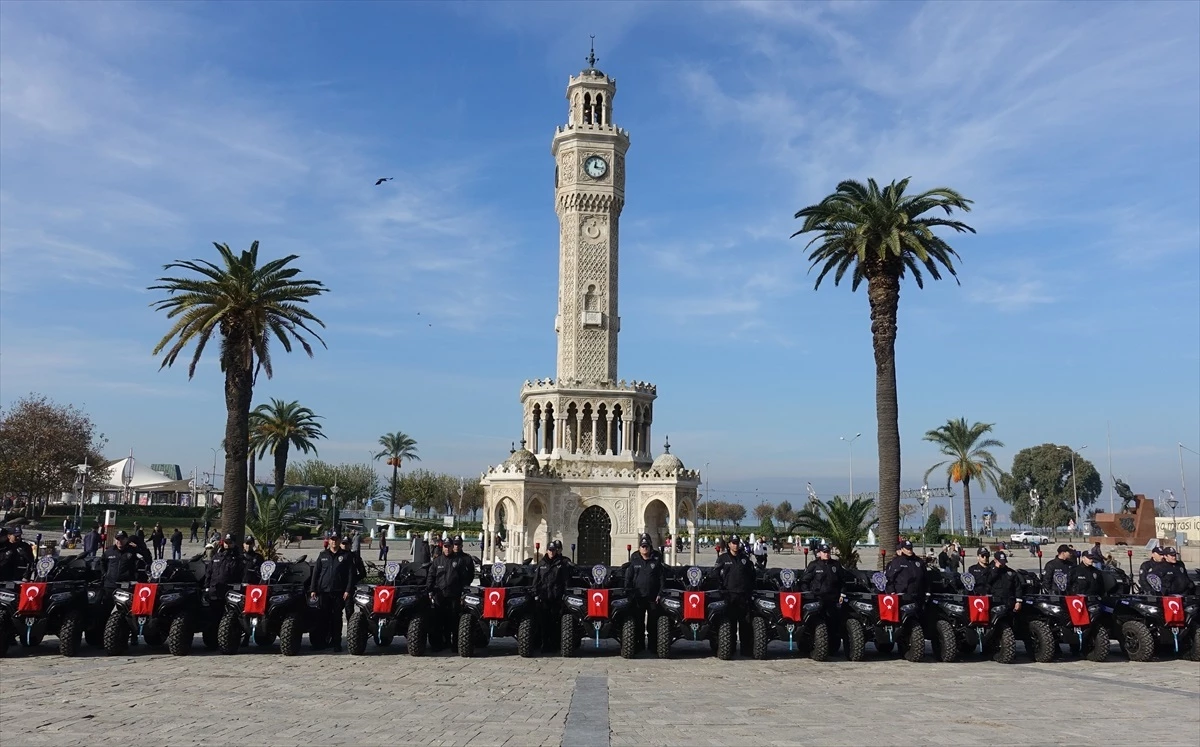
[584,155,608,179]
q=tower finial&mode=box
[586,35,598,70]
[663,436,671,454]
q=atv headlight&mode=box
[464,597,481,607]
[49,592,72,604]
[113,590,131,602]
[269,594,290,605]
[0,591,14,603]
[87,590,98,601]
[756,598,777,611]
[159,593,182,604]
[663,598,681,610]
[396,596,418,606]
[566,597,584,608]
[802,601,821,613]
[900,603,919,613]
[708,600,726,610]
[852,601,873,613]
[942,603,965,614]
[1038,602,1062,615]
[611,598,629,608]
[1186,605,1198,615]
[355,593,371,605]
[991,605,1007,616]
[226,592,244,604]
[1134,602,1159,616]
[508,597,526,607]
[1088,603,1101,616]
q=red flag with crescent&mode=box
[780,592,802,622]
[683,591,706,621]
[373,586,395,615]
[483,587,506,619]
[1163,596,1185,626]
[17,582,46,614]
[132,583,158,616]
[588,588,609,618]
[968,596,990,624]
[878,593,900,623]
[1066,595,1090,626]
[244,584,268,615]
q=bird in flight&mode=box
[375,177,393,186]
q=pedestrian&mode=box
[309,532,354,652]
[151,524,166,560]
[378,534,388,561]
[170,527,184,560]
[190,519,199,543]
[82,524,102,559]
[351,530,362,557]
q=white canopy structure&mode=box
[102,457,177,489]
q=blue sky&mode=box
[2,1,1198,523]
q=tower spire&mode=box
[586,35,598,70]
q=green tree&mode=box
[786,496,878,568]
[284,460,378,510]
[458,478,485,520]
[757,515,775,539]
[793,178,974,559]
[929,504,948,523]
[753,502,774,523]
[243,485,322,560]
[999,444,1102,531]
[922,513,943,545]
[922,418,1005,536]
[773,500,795,526]
[250,399,324,501]
[151,241,327,544]
[374,431,420,516]
[727,502,747,528]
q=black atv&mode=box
[840,570,925,662]
[922,570,1017,663]
[0,555,106,657]
[457,561,537,657]
[103,557,215,656]
[655,566,742,660]
[218,558,320,656]
[748,567,835,660]
[1110,571,1200,662]
[346,560,432,656]
[1016,566,1112,662]
[560,563,638,658]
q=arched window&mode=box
[583,93,592,125]
[595,94,604,125]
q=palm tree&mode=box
[249,399,325,500]
[786,496,877,568]
[151,241,328,544]
[793,178,974,560]
[243,485,322,560]
[923,418,1004,536]
[374,431,420,516]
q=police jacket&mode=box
[885,554,925,595]
[170,530,183,548]
[309,548,355,595]
[241,550,265,583]
[714,550,757,595]
[966,563,992,593]
[128,537,153,566]
[426,552,471,597]
[1066,564,1104,596]
[533,554,572,602]
[800,558,847,598]
[1137,558,1158,586]
[205,548,243,589]
[12,541,35,578]
[988,565,1023,602]
[625,552,665,600]
[455,552,476,588]
[0,543,23,581]
[1042,558,1075,593]
[1156,563,1196,595]
[102,545,141,588]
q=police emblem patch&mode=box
[780,568,796,588]
[35,556,55,580]
[384,561,402,583]
[871,571,887,592]
[686,566,703,588]
[150,559,168,580]
[492,561,506,583]
[960,572,976,592]
[259,560,277,582]
[591,564,607,586]
[1052,569,1068,592]
[1146,573,1163,593]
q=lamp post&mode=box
[1166,491,1179,538]
[704,462,710,527]
[840,433,862,500]
[1180,443,1198,517]
[1029,489,1041,535]
[917,484,930,552]
[74,461,90,529]
[1058,445,1087,534]
[331,481,340,533]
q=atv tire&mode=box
[217,611,241,655]
[903,624,925,662]
[933,619,957,663]
[103,612,130,655]
[517,616,535,658]
[457,614,475,658]
[619,617,636,659]
[843,618,866,662]
[655,615,672,659]
[750,615,769,660]
[1028,620,1055,662]
[406,615,426,657]
[201,624,218,650]
[346,609,368,656]
[1190,627,1200,662]
[1120,620,1152,662]
[810,620,830,662]
[167,615,191,656]
[991,624,1016,664]
[58,609,83,657]
[1086,625,1111,663]
[279,614,301,656]
[716,619,735,660]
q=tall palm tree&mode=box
[243,485,322,560]
[786,496,877,569]
[250,399,325,501]
[374,431,420,516]
[793,178,974,561]
[151,241,327,544]
[923,418,1004,536]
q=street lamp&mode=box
[1165,490,1179,537]
[917,484,930,551]
[840,433,862,500]
[704,462,710,526]
[74,461,90,528]
[331,481,340,533]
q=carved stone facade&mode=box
[480,60,700,567]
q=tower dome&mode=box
[650,437,684,473]
[503,441,540,473]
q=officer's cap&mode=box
[728,535,741,544]
[223,533,234,542]
[1151,546,1164,555]
[11,526,21,536]
[115,530,129,540]
[548,540,563,551]
[1056,544,1071,554]
[1164,547,1178,557]
[639,535,652,548]
[900,540,914,551]
[994,551,1008,563]
[816,543,831,553]
[452,536,463,546]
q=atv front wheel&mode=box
[750,616,769,660]
[562,615,581,658]
[809,620,830,662]
[843,618,866,662]
[932,619,957,663]
[1086,625,1111,663]
[346,609,369,656]
[406,615,426,657]
[278,614,301,656]
[1120,621,1152,662]
[167,615,191,656]
[991,624,1015,664]
[58,609,83,657]
[903,624,925,662]
[1189,626,1200,662]
[1028,620,1055,662]
[617,616,635,659]
[457,613,475,658]
[103,612,130,655]
[217,611,241,655]
[516,616,535,658]
[654,615,672,659]
[716,619,735,660]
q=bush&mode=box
[42,504,207,522]
[922,514,942,545]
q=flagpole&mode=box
[1107,421,1113,514]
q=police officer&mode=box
[0,528,22,581]
[8,527,36,579]
[1066,550,1105,596]
[533,540,572,652]
[204,534,243,602]
[1041,544,1076,593]
[714,535,757,655]
[241,537,264,582]
[625,533,665,652]
[1138,546,1165,591]
[309,532,355,652]
[426,536,471,651]
[967,548,993,592]
[451,536,475,587]
[800,543,848,601]
[988,551,1023,612]
[102,531,140,592]
[1158,547,1196,595]
[885,540,925,596]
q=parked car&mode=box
[1010,531,1051,545]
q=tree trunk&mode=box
[962,476,973,536]
[273,443,289,501]
[867,270,902,567]
[247,457,256,488]
[221,352,253,546]
[390,462,399,516]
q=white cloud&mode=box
[967,278,1056,312]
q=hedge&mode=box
[40,505,208,522]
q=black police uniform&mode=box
[625,549,665,647]
[102,544,140,591]
[309,546,355,650]
[988,563,1022,604]
[241,549,265,583]
[425,549,471,649]
[533,551,573,650]
[204,546,243,601]
[1138,558,1162,591]
[0,538,24,581]
[885,553,925,597]
[800,556,848,604]
[1041,556,1075,593]
[1066,563,1105,596]
[714,547,757,652]
[1157,563,1197,595]
[967,562,993,593]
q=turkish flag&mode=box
[244,584,268,615]
[588,588,609,618]
[17,583,46,614]
[373,586,395,615]
[968,596,990,624]
[878,594,900,623]
[1066,595,1090,626]
[1163,596,1186,626]
[682,591,706,621]
[780,592,802,622]
[132,583,158,616]
[483,587,506,619]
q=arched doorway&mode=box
[577,505,612,566]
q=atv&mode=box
[840,570,926,662]
[218,559,320,656]
[346,560,432,656]
[1016,566,1112,662]
[0,555,107,657]
[1109,571,1200,662]
[655,566,742,660]
[748,567,834,660]
[922,570,1017,663]
[457,561,537,657]
[560,564,638,658]
[103,557,215,656]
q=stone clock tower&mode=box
[479,51,700,568]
